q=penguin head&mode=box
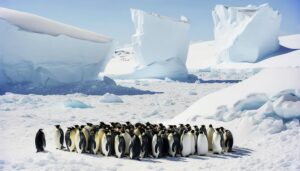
[191,130,195,134]
[87,123,93,127]
[38,128,43,132]
[74,125,79,129]
[209,124,213,128]
[55,125,60,129]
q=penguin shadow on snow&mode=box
[204,147,253,160]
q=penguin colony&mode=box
[36,122,234,159]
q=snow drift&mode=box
[213,3,281,63]
[174,68,300,122]
[0,7,114,86]
[104,9,190,80]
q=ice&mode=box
[186,34,300,71]
[174,68,300,123]
[212,4,281,63]
[104,9,190,80]
[64,99,91,109]
[100,93,123,103]
[233,93,268,112]
[0,7,114,86]
[273,93,300,119]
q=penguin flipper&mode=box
[155,143,159,153]
[42,134,46,148]
[172,143,176,152]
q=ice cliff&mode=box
[212,4,281,63]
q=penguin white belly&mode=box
[82,128,89,151]
[54,129,61,149]
[123,133,131,154]
[70,130,76,152]
[212,133,222,154]
[152,134,159,158]
[98,129,104,153]
[197,134,208,155]
[75,131,83,153]
[92,133,100,154]
[207,129,214,150]
[101,134,109,156]
[189,133,196,155]
[168,134,176,157]
[115,136,122,158]
[181,135,190,157]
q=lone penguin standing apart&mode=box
[35,129,46,152]
[54,125,64,149]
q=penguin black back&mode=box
[129,135,141,159]
[65,128,72,151]
[79,128,86,153]
[35,129,46,152]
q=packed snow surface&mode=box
[0,7,114,86]
[213,3,281,63]
[104,9,190,80]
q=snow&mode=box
[0,7,114,87]
[174,68,300,122]
[104,9,190,80]
[213,3,281,63]
[100,93,123,103]
[64,99,91,109]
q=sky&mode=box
[1,0,299,45]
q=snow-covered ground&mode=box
[0,79,234,171]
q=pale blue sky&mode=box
[1,0,299,45]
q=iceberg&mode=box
[212,4,281,63]
[104,9,190,80]
[0,7,114,87]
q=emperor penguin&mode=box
[97,128,105,154]
[152,132,163,158]
[120,128,131,155]
[207,124,215,151]
[167,131,180,157]
[80,125,90,152]
[54,125,64,149]
[101,130,112,156]
[129,134,141,160]
[140,133,150,158]
[66,127,77,152]
[75,127,86,153]
[197,131,208,155]
[219,127,225,151]
[114,133,126,158]
[212,128,222,154]
[180,130,191,157]
[89,128,101,154]
[35,129,46,152]
[224,130,234,152]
